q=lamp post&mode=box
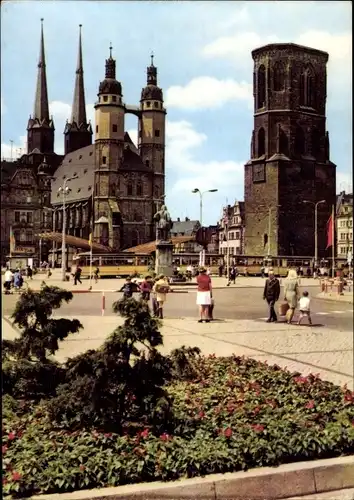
[303,199,326,268]
[58,176,77,281]
[192,188,218,266]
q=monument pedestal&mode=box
[155,240,173,277]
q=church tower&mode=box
[93,46,124,249]
[64,25,92,154]
[244,43,336,257]
[27,19,55,154]
[139,54,166,203]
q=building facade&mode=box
[244,43,336,257]
[336,191,353,261]
[219,201,245,257]
[1,21,166,266]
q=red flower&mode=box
[198,411,205,419]
[160,433,170,441]
[2,445,8,454]
[253,406,261,415]
[224,427,232,438]
[11,471,22,482]
[2,478,8,485]
[140,429,149,438]
[251,424,265,432]
[104,433,112,438]
[7,432,16,441]
[79,465,85,471]
[305,400,315,409]
[344,392,354,402]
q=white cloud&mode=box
[126,129,138,147]
[203,32,277,63]
[166,120,244,192]
[337,171,353,194]
[165,76,252,110]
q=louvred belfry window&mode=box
[257,65,266,108]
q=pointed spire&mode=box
[33,18,50,122]
[71,24,87,126]
[105,44,116,79]
[147,52,157,86]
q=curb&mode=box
[26,455,354,500]
[316,293,353,305]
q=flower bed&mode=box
[2,355,354,498]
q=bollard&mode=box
[321,280,325,292]
[337,281,343,295]
[324,280,328,293]
[102,292,105,316]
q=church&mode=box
[1,20,166,266]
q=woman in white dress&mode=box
[196,267,212,323]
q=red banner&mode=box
[326,215,333,249]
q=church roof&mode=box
[1,160,19,185]
[51,133,147,204]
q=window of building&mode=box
[340,220,346,227]
[96,125,98,133]
[236,231,240,239]
[340,246,346,254]
[306,67,315,108]
[154,102,159,108]
[26,231,33,243]
[147,101,151,107]
[295,126,305,155]
[263,233,268,247]
[154,129,160,138]
[299,71,305,106]
[145,159,150,167]
[273,61,285,91]
[112,96,117,102]
[137,183,142,196]
[311,127,321,157]
[340,233,346,240]
[102,156,107,164]
[279,127,289,156]
[127,182,133,196]
[112,124,118,133]
[103,96,108,102]
[258,127,265,156]
[19,230,26,242]
[257,65,266,108]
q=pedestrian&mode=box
[120,276,138,299]
[151,276,159,317]
[283,269,299,324]
[227,266,236,286]
[3,267,13,294]
[13,269,24,292]
[152,274,171,319]
[196,267,212,323]
[26,265,33,280]
[297,291,312,326]
[218,264,224,278]
[140,275,152,301]
[74,266,82,285]
[263,269,280,323]
[94,266,100,283]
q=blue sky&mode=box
[1,1,352,225]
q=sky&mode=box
[1,0,352,225]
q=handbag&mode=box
[278,301,289,316]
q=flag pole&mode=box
[226,198,230,281]
[89,190,94,289]
[331,204,335,278]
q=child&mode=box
[152,274,171,319]
[120,276,138,299]
[140,275,152,301]
[297,291,312,326]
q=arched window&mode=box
[279,128,289,156]
[258,128,265,157]
[154,185,159,198]
[257,65,266,109]
[294,126,305,156]
[311,127,321,157]
[299,70,306,106]
[305,66,316,108]
[137,182,142,196]
[127,181,133,196]
[273,62,285,91]
[263,233,268,247]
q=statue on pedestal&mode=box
[154,204,173,242]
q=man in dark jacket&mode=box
[263,270,280,322]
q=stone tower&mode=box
[93,46,124,249]
[244,43,336,257]
[27,19,55,154]
[139,54,166,209]
[64,25,92,155]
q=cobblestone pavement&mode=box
[287,488,354,499]
[3,310,353,389]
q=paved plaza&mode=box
[2,274,353,389]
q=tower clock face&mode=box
[253,163,265,183]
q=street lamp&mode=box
[58,176,77,281]
[191,188,218,266]
[303,199,326,267]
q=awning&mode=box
[37,232,112,253]
[123,235,196,254]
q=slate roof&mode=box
[171,219,200,236]
[1,160,19,185]
[51,132,144,205]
